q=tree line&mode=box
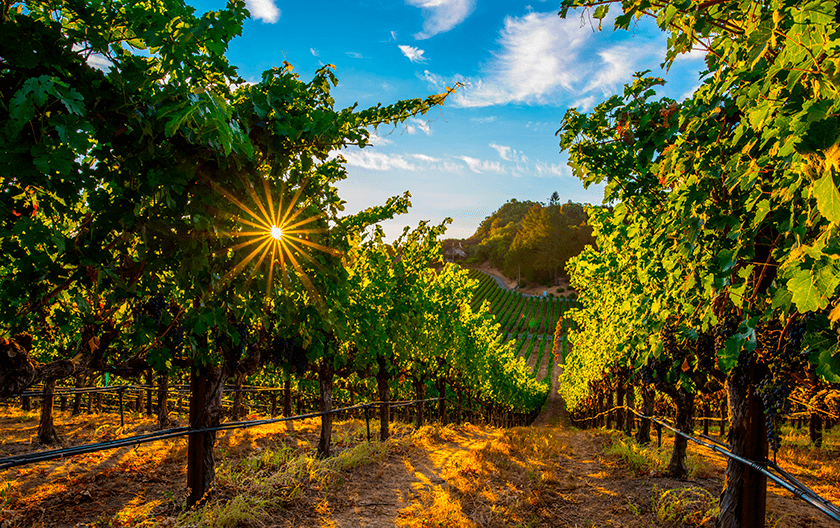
[445,194,596,288]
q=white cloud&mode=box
[489,143,513,161]
[583,46,639,95]
[72,43,113,71]
[571,95,598,112]
[411,153,441,162]
[674,47,707,62]
[427,10,659,108]
[681,84,701,101]
[458,156,506,174]
[346,52,365,59]
[245,0,280,23]
[409,117,431,134]
[398,45,427,63]
[310,48,319,57]
[86,53,113,71]
[368,133,394,146]
[470,116,497,123]
[406,0,476,40]
[340,150,418,171]
[533,160,570,178]
[391,31,398,41]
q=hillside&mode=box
[444,196,596,289]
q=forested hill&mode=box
[446,195,597,287]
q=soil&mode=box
[1,351,838,527]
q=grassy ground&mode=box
[0,404,838,527]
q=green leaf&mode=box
[814,171,840,224]
[811,346,840,383]
[787,267,826,312]
[718,335,742,373]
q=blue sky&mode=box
[189,0,706,240]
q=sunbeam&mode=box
[213,177,338,302]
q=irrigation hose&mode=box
[622,406,840,524]
[0,398,443,471]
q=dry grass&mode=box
[397,424,571,527]
[2,403,839,528]
[600,430,714,479]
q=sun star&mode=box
[211,177,339,302]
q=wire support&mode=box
[621,406,840,524]
[0,397,445,471]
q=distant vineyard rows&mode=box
[467,269,575,382]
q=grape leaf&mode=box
[787,267,826,312]
[814,171,840,224]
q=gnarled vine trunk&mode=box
[667,387,695,478]
[624,384,634,436]
[636,385,654,445]
[37,379,61,445]
[717,375,767,528]
[283,372,292,417]
[413,378,426,428]
[187,364,224,508]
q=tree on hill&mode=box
[467,196,595,286]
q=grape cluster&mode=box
[145,293,165,326]
[730,346,753,389]
[695,331,716,372]
[165,325,184,355]
[270,335,308,374]
[661,323,678,355]
[713,313,739,352]
[756,377,791,453]
[639,364,655,385]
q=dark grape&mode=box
[145,293,165,326]
[165,324,184,355]
[270,335,308,374]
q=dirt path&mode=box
[532,338,569,427]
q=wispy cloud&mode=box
[674,47,707,62]
[368,133,394,146]
[310,48,319,57]
[398,45,427,63]
[391,31,398,41]
[583,47,638,95]
[339,151,418,171]
[470,116,497,123]
[412,153,441,162]
[533,160,570,178]
[406,0,476,40]
[346,51,365,59]
[571,95,598,112]
[458,156,506,174]
[408,117,431,135]
[245,0,280,23]
[425,10,659,108]
[489,143,513,161]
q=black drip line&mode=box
[0,397,445,471]
[573,405,840,524]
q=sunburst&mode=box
[211,177,339,301]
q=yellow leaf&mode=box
[830,303,840,324]
[88,336,100,352]
[823,144,840,173]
